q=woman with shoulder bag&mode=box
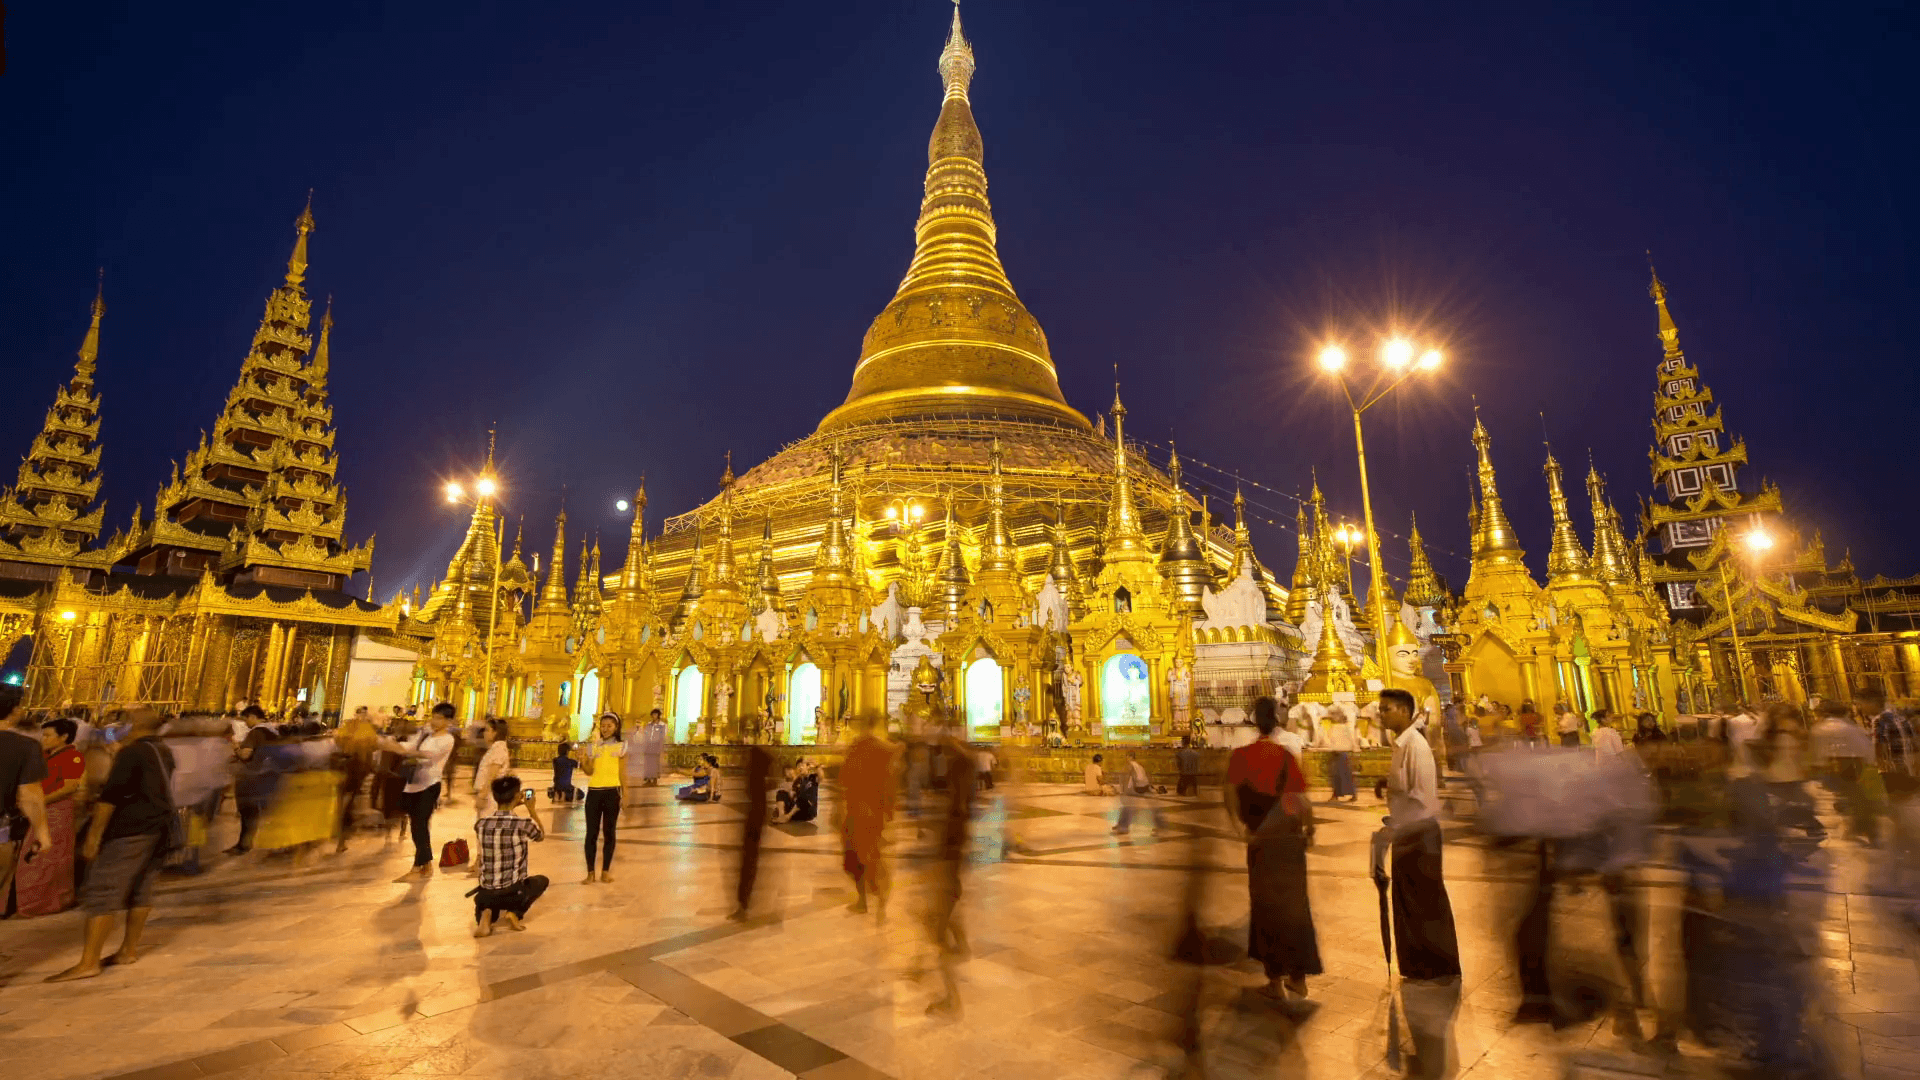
[1223,696,1322,999]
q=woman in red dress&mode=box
[14,718,86,916]
[1224,697,1321,998]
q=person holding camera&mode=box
[391,704,456,884]
[471,775,547,937]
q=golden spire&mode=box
[1649,256,1683,361]
[1404,513,1447,608]
[1157,441,1209,614]
[76,271,105,378]
[755,513,782,608]
[286,193,316,287]
[573,536,594,600]
[819,4,1085,432]
[1285,500,1315,623]
[1299,587,1357,699]
[812,444,852,579]
[537,508,569,611]
[1469,410,1524,563]
[621,480,647,592]
[939,0,975,102]
[1542,450,1592,583]
[710,460,738,585]
[1048,496,1080,598]
[936,490,972,623]
[309,299,333,384]
[1102,389,1151,562]
[979,437,1017,575]
[676,524,706,624]
[1586,463,1633,586]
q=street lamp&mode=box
[445,467,504,719]
[1314,336,1446,682]
[1716,526,1774,707]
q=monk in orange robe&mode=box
[838,713,895,914]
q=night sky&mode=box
[4,1,1915,600]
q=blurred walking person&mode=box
[1863,689,1916,797]
[838,713,893,915]
[1112,750,1160,835]
[1811,698,1881,844]
[730,745,771,921]
[47,708,172,982]
[579,713,625,883]
[1224,696,1320,998]
[924,721,976,1017]
[334,707,380,853]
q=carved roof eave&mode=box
[1650,484,1781,525]
[218,536,372,575]
[1652,410,1725,442]
[1653,385,1715,412]
[0,501,106,534]
[125,515,227,556]
[180,583,395,628]
[27,435,102,469]
[154,473,262,515]
[1648,440,1749,477]
[0,534,115,567]
[44,411,101,439]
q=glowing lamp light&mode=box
[909,503,924,521]
[58,610,77,622]
[474,476,498,498]
[1317,344,1349,372]
[1381,340,1415,370]
[1418,349,1443,370]
[616,499,630,512]
[885,505,899,520]
[1745,529,1775,553]
[445,481,465,503]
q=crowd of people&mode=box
[5,682,1918,1074]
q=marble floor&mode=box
[0,769,1915,1080]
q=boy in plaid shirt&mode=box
[472,775,548,937]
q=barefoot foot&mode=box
[46,964,103,983]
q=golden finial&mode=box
[720,450,735,487]
[1647,251,1682,360]
[309,297,334,381]
[75,271,105,378]
[981,436,1016,574]
[286,192,316,287]
[1157,442,1208,614]
[939,0,975,103]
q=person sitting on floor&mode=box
[771,764,800,821]
[549,742,579,803]
[676,754,719,802]
[789,761,820,822]
[1084,753,1117,796]
[471,775,548,938]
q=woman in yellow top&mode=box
[578,714,626,883]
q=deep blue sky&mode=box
[4,1,1915,598]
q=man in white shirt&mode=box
[1377,687,1460,1078]
[393,704,456,883]
[1725,708,1762,779]
[1379,688,1459,978]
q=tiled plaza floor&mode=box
[1,771,1915,1080]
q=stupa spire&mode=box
[755,513,782,609]
[979,437,1017,575]
[1542,450,1592,583]
[820,4,1084,432]
[1469,410,1524,564]
[1102,389,1151,562]
[537,509,569,611]
[812,445,852,579]
[621,479,647,592]
[1404,513,1447,608]
[711,459,738,585]
[1156,441,1208,614]
[1048,496,1080,599]
[1587,464,1633,586]
[1285,500,1316,623]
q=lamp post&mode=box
[1315,339,1444,682]
[1715,526,1774,707]
[445,470,502,719]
